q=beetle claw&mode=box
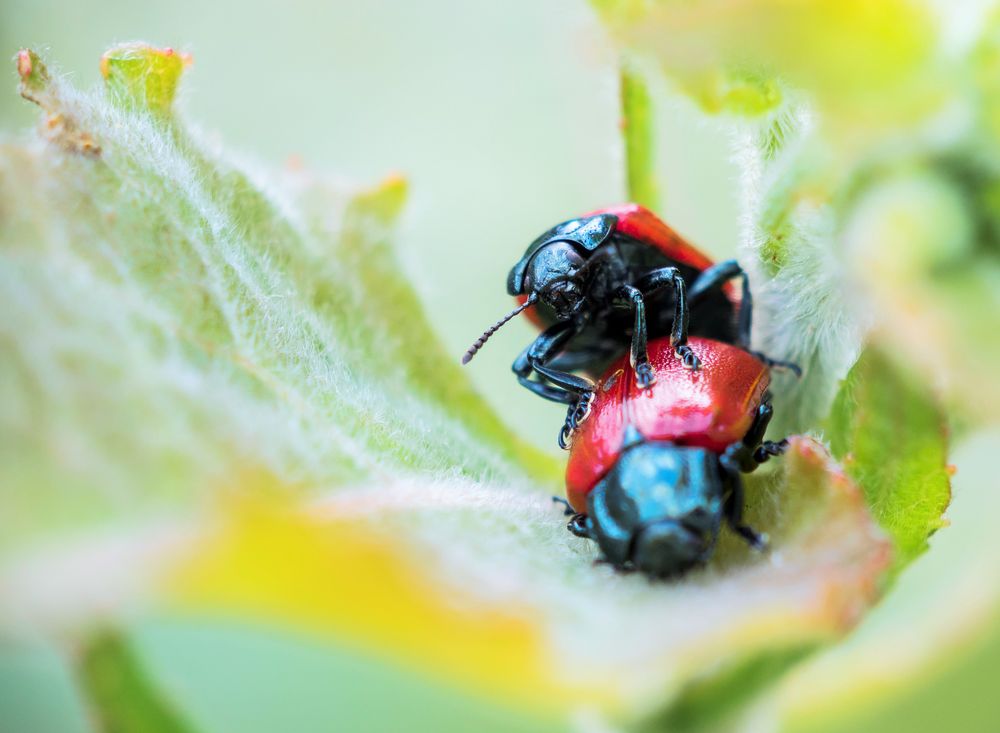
[567,513,591,538]
[753,439,789,464]
[735,525,769,552]
[635,362,656,389]
[750,351,801,378]
[676,344,701,371]
[551,496,576,516]
[558,392,594,450]
[558,424,572,450]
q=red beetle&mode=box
[561,335,786,578]
[462,204,794,446]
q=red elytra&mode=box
[517,203,739,329]
[588,203,717,273]
[564,337,770,512]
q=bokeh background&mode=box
[0,0,738,450]
[2,1,1000,732]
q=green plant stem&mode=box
[77,631,197,733]
[620,62,659,210]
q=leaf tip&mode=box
[14,49,101,157]
[16,48,32,78]
[14,48,50,97]
[100,41,186,116]
[352,172,409,223]
[380,170,408,199]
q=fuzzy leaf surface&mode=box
[825,349,950,575]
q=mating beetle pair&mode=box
[463,205,795,578]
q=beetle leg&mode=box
[750,351,803,378]
[558,424,574,450]
[741,403,790,465]
[566,391,594,430]
[533,362,595,395]
[512,321,585,405]
[511,321,597,447]
[567,513,593,539]
[721,440,758,475]
[515,374,578,404]
[552,496,576,516]
[632,267,699,370]
[689,259,753,349]
[720,450,769,551]
[742,403,774,450]
[689,260,802,376]
[611,284,668,386]
[612,285,654,387]
[754,439,789,464]
[557,391,595,449]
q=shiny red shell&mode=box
[564,337,769,512]
[587,203,717,273]
[517,203,737,328]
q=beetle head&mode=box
[522,242,587,319]
[506,213,616,298]
[463,213,616,366]
[583,442,723,578]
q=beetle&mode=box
[462,204,793,443]
[559,335,787,578]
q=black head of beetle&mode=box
[460,213,619,365]
[506,214,617,320]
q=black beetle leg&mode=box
[754,439,789,464]
[512,321,582,405]
[567,513,592,539]
[567,391,594,429]
[742,403,790,465]
[557,391,595,450]
[613,284,655,388]
[750,351,803,378]
[551,496,576,516]
[742,403,774,451]
[533,362,595,395]
[689,259,752,349]
[721,445,768,551]
[688,259,800,374]
[633,266,698,370]
[558,423,573,451]
[722,439,758,475]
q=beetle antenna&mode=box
[462,293,538,364]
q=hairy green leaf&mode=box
[0,48,557,551]
[826,348,950,575]
[762,429,1000,733]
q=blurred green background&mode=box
[0,0,739,451]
